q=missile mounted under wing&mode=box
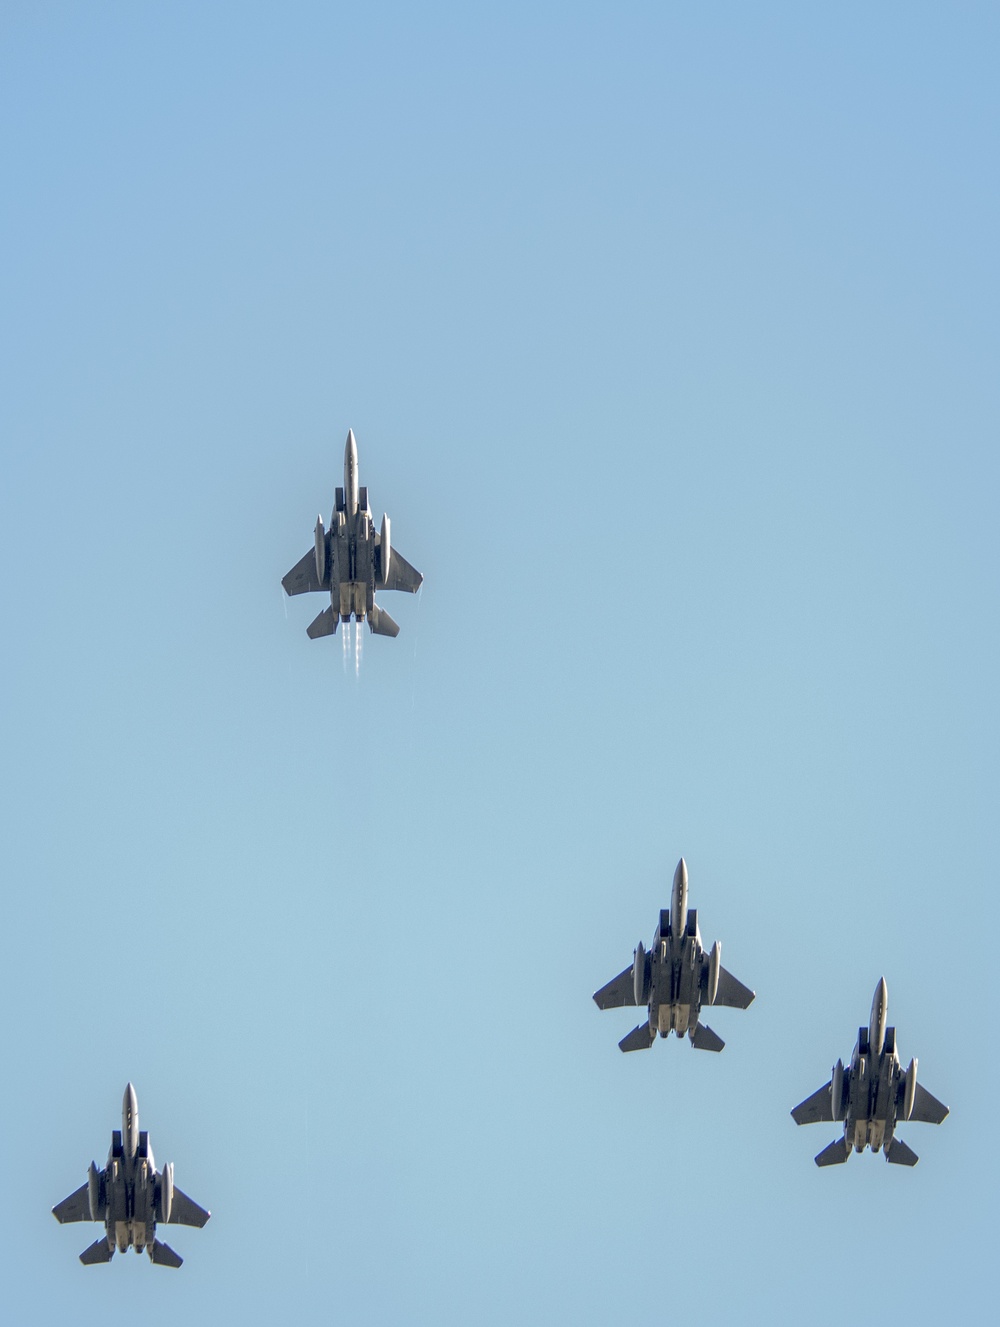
[593,858,755,1053]
[282,428,423,639]
[792,978,949,1166]
[53,1084,210,1267]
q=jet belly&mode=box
[652,950,698,1038]
[332,512,378,622]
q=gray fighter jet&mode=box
[593,858,755,1052]
[282,428,423,639]
[53,1083,209,1267]
[792,978,949,1166]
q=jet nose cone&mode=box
[673,858,688,889]
[876,976,888,1004]
[124,1082,137,1111]
[345,428,357,455]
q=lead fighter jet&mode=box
[593,858,755,1052]
[792,978,949,1166]
[53,1083,209,1267]
[282,429,423,639]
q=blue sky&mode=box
[2,4,998,1322]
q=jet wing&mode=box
[593,965,636,1010]
[383,548,423,594]
[53,1183,92,1223]
[712,965,755,1009]
[282,549,326,596]
[909,1082,949,1125]
[791,1082,834,1125]
[167,1187,211,1228]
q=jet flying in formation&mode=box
[593,858,755,1052]
[282,429,423,639]
[53,1084,210,1267]
[792,978,949,1166]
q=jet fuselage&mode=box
[792,978,948,1166]
[282,429,422,639]
[593,858,754,1054]
[53,1083,208,1266]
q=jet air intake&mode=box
[831,1059,846,1121]
[633,941,649,1005]
[159,1161,174,1223]
[707,940,721,1005]
[87,1162,104,1222]
[314,516,326,584]
[380,513,391,586]
[903,1058,918,1121]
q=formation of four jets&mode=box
[52,432,949,1268]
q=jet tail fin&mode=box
[690,1022,725,1052]
[618,1022,655,1053]
[307,607,338,639]
[885,1137,919,1166]
[368,604,400,637]
[149,1239,184,1268]
[815,1139,850,1167]
[79,1238,113,1265]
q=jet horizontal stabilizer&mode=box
[690,1022,725,1052]
[814,1139,850,1167]
[368,604,399,637]
[149,1239,184,1268]
[307,607,338,639]
[885,1137,919,1166]
[79,1238,113,1265]
[619,1022,655,1053]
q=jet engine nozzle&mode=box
[902,1058,918,1122]
[633,941,649,1006]
[380,513,391,586]
[707,940,721,1005]
[87,1161,104,1222]
[159,1161,174,1224]
[314,515,326,584]
[831,1059,846,1121]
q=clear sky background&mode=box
[2,3,998,1323]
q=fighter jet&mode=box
[282,428,423,639]
[792,978,949,1166]
[593,858,755,1052]
[53,1083,209,1267]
